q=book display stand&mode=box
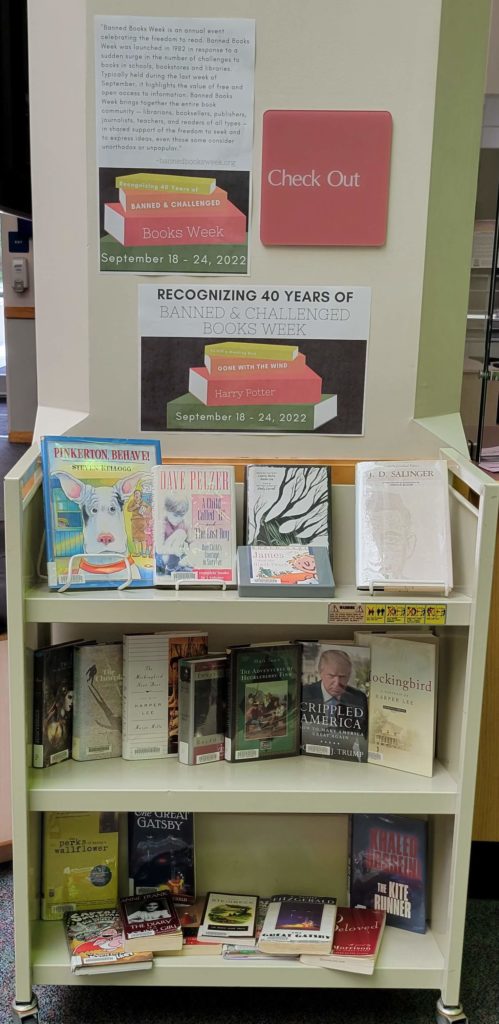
[5,443,498,1024]
[7,3,495,1022]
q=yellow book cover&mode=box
[204,341,299,363]
[42,811,119,921]
[114,173,216,195]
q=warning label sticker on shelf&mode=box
[327,603,447,625]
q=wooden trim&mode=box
[4,306,35,320]
[163,457,359,485]
[0,840,12,864]
[8,432,34,444]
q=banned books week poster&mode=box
[140,285,370,435]
[95,16,255,274]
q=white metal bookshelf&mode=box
[5,441,498,1023]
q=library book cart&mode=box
[5,442,498,1024]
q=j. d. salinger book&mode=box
[225,643,301,762]
[41,436,161,590]
[120,892,183,952]
[121,631,208,759]
[41,811,119,921]
[349,814,427,933]
[128,812,195,904]
[152,465,236,585]
[63,908,153,974]
[72,642,123,761]
[258,895,337,955]
[300,907,386,974]
[300,642,370,763]
[355,461,453,592]
[32,641,76,768]
[198,892,259,945]
[245,465,332,548]
[365,635,438,777]
[178,655,227,765]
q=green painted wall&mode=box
[415,0,491,418]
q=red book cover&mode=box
[188,365,323,406]
[205,353,307,379]
[118,186,228,216]
[332,907,385,957]
[104,202,246,246]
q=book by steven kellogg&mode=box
[41,436,161,590]
[349,814,427,933]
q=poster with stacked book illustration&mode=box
[95,16,254,274]
[140,285,370,434]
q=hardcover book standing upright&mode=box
[152,464,236,586]
[72,642,123,761]
[355,460,453,592]
[245,464,332,548]
[300,641,370,762]
[365,635,438,777]
[128,811,195,904]
[349,814,427,933]
[225,643,301,762]
[32,641,76,768]
[41,436,161,589]
[122,632,208,759]
[178,655,227,765]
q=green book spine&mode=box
[167,394,337,432]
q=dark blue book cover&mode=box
[128,812,195,905]
[349,814,427,933]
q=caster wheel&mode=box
[436,998,468,1024]
[11,997,39,1022]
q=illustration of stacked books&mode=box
[167,341,338,431]
[103,172,246,247]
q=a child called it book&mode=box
[152,464,236,585]
[41,436,161,590]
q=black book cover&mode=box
[128,811,195,904]
[32,641,76,768]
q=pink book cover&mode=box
[118,186,228,216]
[260,109,392,246]
[188,365,323,406]
[104,202,246,247]
[204,353,307,379]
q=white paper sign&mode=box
[95,16,255,275]
[139,284,371,435]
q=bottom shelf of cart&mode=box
[31,922,444,988]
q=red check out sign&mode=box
[260,109,392,246]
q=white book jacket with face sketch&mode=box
[355,460,453,592]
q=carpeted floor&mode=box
[0,865,498,1024]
